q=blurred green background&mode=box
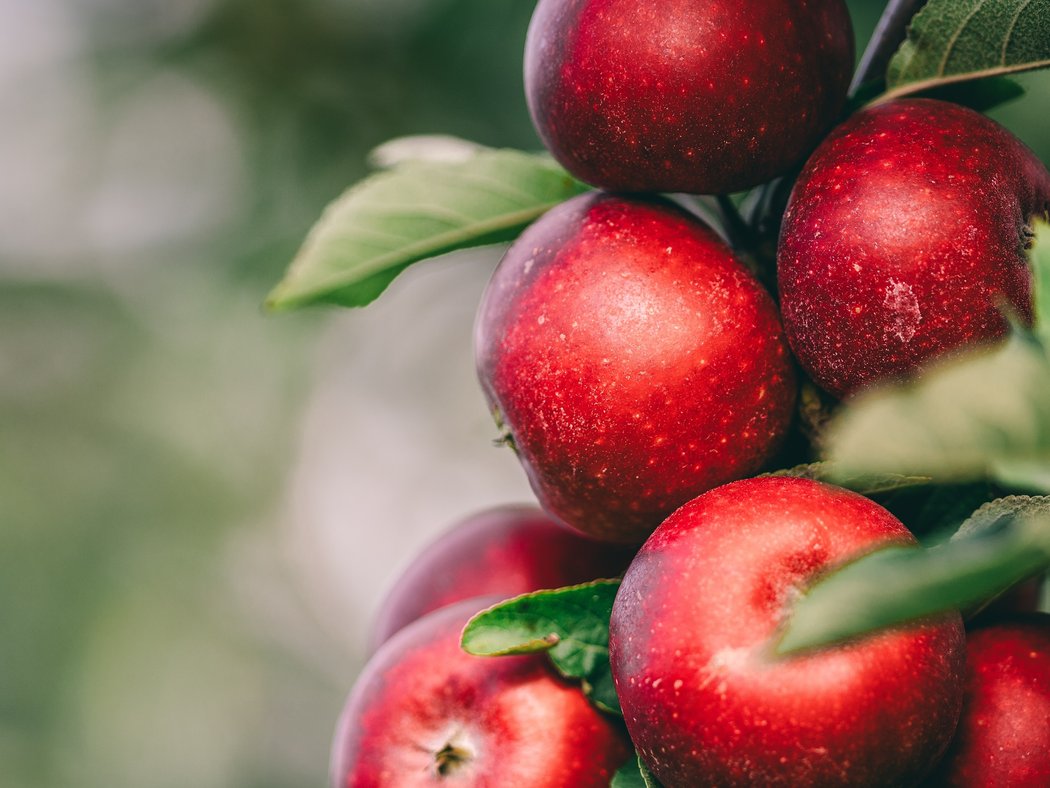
[2,2,1048,786]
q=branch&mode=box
[849,0,928,96]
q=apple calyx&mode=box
[432,736,474,778]
[489,406,517,452]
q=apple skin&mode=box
[367,505,635,653]
[931,614,1050,786]
[778,98,1050,398]
[475,193,796,544]
[609,476,967,787]
[331,597,632,787]
[524,0,853,195]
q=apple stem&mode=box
[849,0,927,96]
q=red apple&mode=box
[931,614,1050,786]
[331,597,632,787]
[609,476,966,786]
[475,194,796,544]
[778,98,1050,398]
[367,504,634,652]
[524,0,854,195]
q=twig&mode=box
[849,0,928,96]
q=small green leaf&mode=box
[611,755,664,788]
[461,580,622,714]
[764,462,931,496]
[1033,222,1050,349]
[777,500,1050,655]
[826,334,1050,493]
[952,495,1050,540]
[611,758,646,788]
[884,0,1050,100]
[266,145,587,310]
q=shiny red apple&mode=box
[367,505,634,652]
[331,597,632,787]
[609,476,967,786]
[524,0,854,195]
[475,193,796,544]
[778,98,1050,398]
[930,614,1050,786]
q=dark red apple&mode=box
[367,504,634,652]
[778,98,1050,398]
[475,194,796,544]
[609,476,966,787]
[931,614,1050,786]
[331,597,632,787]
[525,0,854,195]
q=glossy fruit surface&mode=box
[778,98,1050,398]
[525,0,854,194]
[367,505,634,652]
[332,597,631,787]
[475,193,796,543]
[932,614,1050,787]
[610,476,967,787]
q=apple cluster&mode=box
[330,1,1050,786]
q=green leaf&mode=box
[777,498,1050,655]
[266,145,587,310]
[825,334,1050,493]
[763,462,931,496]
[611,755,664,788]
[884,0,1050,100]
[461,580,622,714]
[953,495,1050,540]
[1033,222,1050,349]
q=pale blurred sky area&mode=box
[1,2,1048,786]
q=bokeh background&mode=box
[2,2,1048,785]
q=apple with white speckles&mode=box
[609,476,967,786]
[524,0,854,195]
[474,193,796,544]
[778,98,1050,398]
[331,597,632,787]
[930,614,1050,786]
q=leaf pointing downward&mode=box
[884,0,1050,100]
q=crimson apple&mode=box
[778,98,1050,398]
[475,194,796,544]
[931,614,1050,786]
[525,0,854,195]
[367,504,634,652]
[609,476,966,786]
[331,597,632,787]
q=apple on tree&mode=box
[778,98,1050,398]
[525,0,854,194]
[931,614,1050,786]
[367,504,634,652]
[331,597,632,787]
[475,193,796,544]
[609,476,967,787]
